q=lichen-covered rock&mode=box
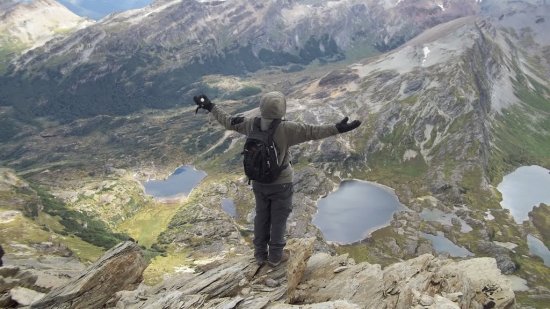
[297,253,514,308]
[111,238,514,309]
[31,241,146,309]
[477,241,517,274]
[285,237,315,302]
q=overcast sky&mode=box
[57,0,153,20]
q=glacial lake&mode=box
[221,198,237,217]
[313,180,405,244]
[421,232,474,257]
[143,165,207,199]
[420,208,473,233]
[527,234,550,267]
[497,165,550,223]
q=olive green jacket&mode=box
[211,105,340,184]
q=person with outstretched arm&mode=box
[194,91,361,267]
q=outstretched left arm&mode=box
[210,105,248,135]
[194,94,248,135]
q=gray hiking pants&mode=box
[252,182,293,262]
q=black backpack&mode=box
[242,118,286,184]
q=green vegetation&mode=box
[528,204,550,247]
[335,243,371,263]
[0,38,25,74]
[0,207,51,249]
[447,112,474,135]
[371,122,428,178]
[57,235,105,262]
[516,291,550,309]
[399,95,418,106]
[222,86,262,101]
[489,79,550,183]
[343,40,380,64]
[358,120,428,197]
[460,167,496,210]
[33,185,129,250]
[335,227,404,267]
[514,252,550,290]
[0,206,104,262]
[117,202,181,248]
[142,245,192,285]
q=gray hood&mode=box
[260,91,286,119]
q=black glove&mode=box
[335,116,361,133]
[193,94,214,113]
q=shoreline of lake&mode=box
[497,165,550,223]
[313,179,406,244]
[141,165,207,201]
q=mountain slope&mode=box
[0,0,92,72]
[0,0,479,123]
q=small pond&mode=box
[221,198,237,217]
[497,165,550,223]
[420,208,472,233]
[527,234,550,267]
[143,165,207,199]
[421,232,474,257]
[312,180,405,244]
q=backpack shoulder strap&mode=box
[252,117,261,133]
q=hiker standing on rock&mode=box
[194,91,361,266]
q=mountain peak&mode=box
[0,0,93,51]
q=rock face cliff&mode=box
[1,239,515,308]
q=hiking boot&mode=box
[255,257,267,266]
[255,251,268,266]
[267,250,289,267]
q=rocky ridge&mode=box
[0,239,516,308]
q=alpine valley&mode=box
[0,0,549,308]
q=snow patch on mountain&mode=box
[422,46,431,65]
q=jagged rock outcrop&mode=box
[296,253,514,308]
[111,238,514,308]
[0,266,40,307]
[31,241,146,309]
[477,241,517,275]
